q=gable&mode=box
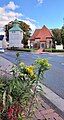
[30,25,52,42]
[30,29,40,40]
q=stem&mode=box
[3,90,6,110]
[26,66,42,118]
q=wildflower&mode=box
[19,73,24,77]
[7,103,23,120]
[26,66,34,76]
[7,107,14,119]
[19,62,25,68]
[30,74,36,79]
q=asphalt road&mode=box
[0,51,64,99]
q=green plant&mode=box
[45,48,64,52]
[0,54,51,120]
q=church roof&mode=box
[9,19,22,32]
[30,25,53,42]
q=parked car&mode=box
[0,48,4,53]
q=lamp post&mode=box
[55,41,57,49]
[28,40,30,49]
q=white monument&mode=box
[28,40,30,48]
[56,44,63,50]
[9,19,23,48]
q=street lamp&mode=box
[55,41,57,49]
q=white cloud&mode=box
[6,1,19,10]
[7,11,23,19]
[22,19,37,33]
[23,17,39,32]
[0,10,22,28]
[0,7,5,14]
[0,1,37,33]
[0,1,23,29]
[37,0,44,4]
[26,17,36,23]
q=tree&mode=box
[52,28,62,47]
[61,26,64,47]
[5,21,13,41]
[19,21,31,47]
[4,20,31,47]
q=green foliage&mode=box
[19,21,31,48]
[7,47,31,52]
[61,26,64,46]
[52,27,64,48]
[0,56,50,119]
[45,48,64,52]
[52,28,62,47]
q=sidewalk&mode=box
[32,96,64,120]
[0,56,64,120]
[0,56,13,77]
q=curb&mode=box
[39,83,64,112]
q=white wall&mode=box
[9,31,23,47]
[56,44,63,50]
[28,40,30,48]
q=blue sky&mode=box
[0,0,64,32]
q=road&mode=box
[0,51,64,99]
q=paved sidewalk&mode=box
[33,96,64,120]
[0,56,64,120]
[39,83,64,113]
[0,56,13,77]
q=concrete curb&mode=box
[39,83,64,112]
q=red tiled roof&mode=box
[30,25,52,42]
[30,29,40,40]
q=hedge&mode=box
[7,47,31,52]
[45,48,64,52]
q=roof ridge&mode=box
[30,25,52,42]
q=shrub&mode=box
[45,48,64,52]
[7,47,31,52]
[0,54,51,120]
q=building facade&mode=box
[30,25,53,49]
[9,19,23,48]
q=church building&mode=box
[30,25,53,49]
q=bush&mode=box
[0,54,51,120]
[7,47,31,52]
[45,48,64,52]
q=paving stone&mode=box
[41,102,50,110]
[31,116,37,120]
[38,107,45,112]
[37,96,50,110]
[40,109,54,115]
[35,110,45,119]
[44,112,63,120]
